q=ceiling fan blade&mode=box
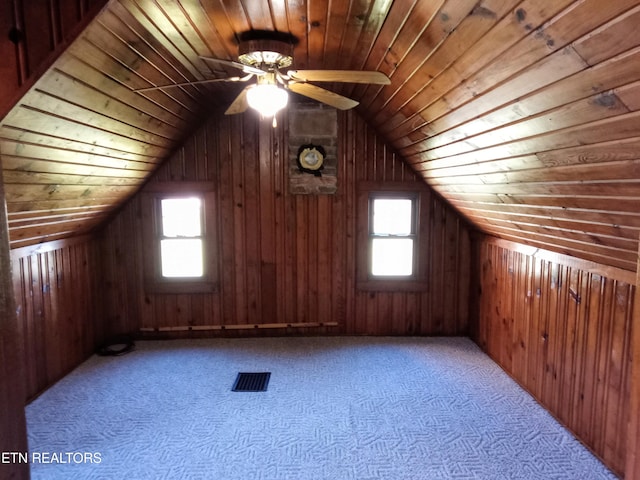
[288,82,359,110]
[134,76,248,92]
[200,56,265,76]
[225,86,251,115]
[287,70,390,85]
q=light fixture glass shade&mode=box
[246,84,288,117]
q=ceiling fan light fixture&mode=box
[238,49,292,69]
[246,84,288,118]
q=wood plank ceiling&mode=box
[1,0,640,272]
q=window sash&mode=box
[368,195,417,278]
[370,237,414,276]
[156,196,205,279]
[160,197,202,238]
[370,197,415,235]
[160,238,204,278]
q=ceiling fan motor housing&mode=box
[238,39,294,69]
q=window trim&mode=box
[356,182,429,291]
[142,182,218,294]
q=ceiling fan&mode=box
[135,31,390,126]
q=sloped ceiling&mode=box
[1,0,640,272]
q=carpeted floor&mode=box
[26,337,617,479]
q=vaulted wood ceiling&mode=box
[1,0,640,272]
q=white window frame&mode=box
[368,194,418,277]
[158,196,205,278]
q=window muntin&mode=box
[369,196,417,277]
[159,197,204,278]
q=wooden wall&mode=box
[627,253,640,479]
[100,109,471,337]
[0,169,29,480]
[11,235,104,401]
[471,235,634,477]
[0,0,107,119]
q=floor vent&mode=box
[232,372,271,392]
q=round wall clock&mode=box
[297,144,326,176]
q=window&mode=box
[159,197,204,278]
[142,182,217,293]
[370,197,416,276]
[357,182,428,291]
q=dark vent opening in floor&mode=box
[232,372,271,392]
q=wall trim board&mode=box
[480,234,635,284]
[140,321,340,332]
[10,233,95,260]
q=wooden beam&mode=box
[0,157,29,478]
[625,235,640,478]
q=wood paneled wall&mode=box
[100,109,471,337]
[626,249,640,479]
[471,235,634,477]
[12,235,104,401]
[0,169,28,480]
[0,0,107,119]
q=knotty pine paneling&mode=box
[99,108,471,337]
[0,0,107,119]
[0,171,28,480]
[388,0,640,272]
[4,0,640,270]
[471,235,633,477]
[12,235,105,401]
[626,246,640,480]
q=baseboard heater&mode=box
[140,321,339,332]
